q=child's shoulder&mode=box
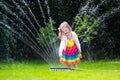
[71,31,76,35]
[61,35,67,40]
[71,31,75,33]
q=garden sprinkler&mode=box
[50,67,75,71]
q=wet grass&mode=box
[0,60,120,80]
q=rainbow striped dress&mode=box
[60,38,82,65]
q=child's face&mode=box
[61,25,70,34]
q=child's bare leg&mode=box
[73,64,77,69]
[67,65,71,69]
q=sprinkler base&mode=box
[50,67,74,71]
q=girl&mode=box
[58,21,82,70]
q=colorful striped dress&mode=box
[60,32,82,65]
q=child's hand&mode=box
[58,28,61,32]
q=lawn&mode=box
[0,60,120,80]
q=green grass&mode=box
[0,60,120,80]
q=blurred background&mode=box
[0,0,120,62]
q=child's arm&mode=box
[58,31,62,39]
[59,36,66,57]
[73,32,82,52]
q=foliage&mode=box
[0,0,120,60]
[74,13,99,43]
[0,14,16,62]
[37,19,58,47]
[74,0,120,59]
[95,13,120,59]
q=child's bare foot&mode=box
[67,65,71,70]
[73,64,77,70]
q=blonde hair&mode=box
[58,21,72,39]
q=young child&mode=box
[58,21,82,70]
